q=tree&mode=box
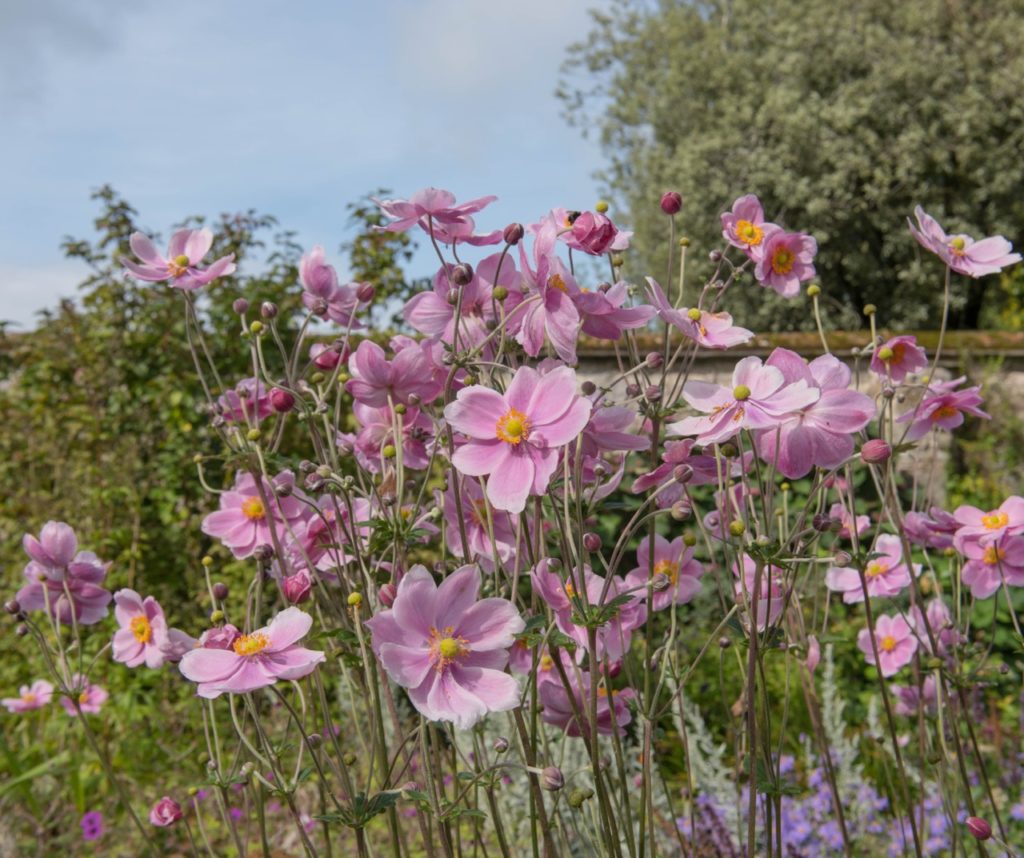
[559,0,1024,331]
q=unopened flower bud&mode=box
[394,403,407,415]
[626,383,642,398]
[347,592,362,608]
[210,609,224,623]
[260,301,278,319]
[671,500,692,521]
[249,320,264,335]
[253,544,274,562]
[651,573,671,592]
[232,298,249,315]
[610,254,625,268]
[343,752,357,766]
[645,352,663,368]
[581,380,597,396]
[595,200,609,213]
[356,282,375,303]
[311,297,329,316]
[679,237,690,247]
[4,600,20,615]
[503,223,525,245]
[719,443,738,458]
[881,386,895,399]
[540,767,564,791]
[270,388,295,413]
[15,624,28,636]
[660,191,682,215]
[450,263,474,287]
[860,439,892,464]
[834,551,852,567]
[965,817,992,841]
[568,786,595,808]
[492,285,509,301]
[378,583,397,608]
[593,460,608,477]
[806,284,821,298]
[307,732,323,748]
[728,520,745,537]
[709,250,722,263]
[863,304,877,316]
[246,428,261,442]
[719,636,731,649]
[673,464,694,484]
[813,513,831,532]
[212,582,229,600]
[545,557,562,573]
[645,385,662,402]
[583,532,602,552]
[282,570,312,604]
[493,737,510,753]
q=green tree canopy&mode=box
[560,0,1024,331]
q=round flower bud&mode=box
[611,255,625,268]
[343,752,357,766]
[210,609,225,623]
[382,444,397,459]
[877,346,894,362]
[253,544,274,562]
[682,532,697,547]
[493,737,510,753]
[503,223,525,245]
[260,301,278,319]
[15,624,28,636]
[347,592,363,608]
[645,385,662,403]
[673,464,694,484]
[965,817,992,841]
[4,599,20,615]
[779,482,790,492]
[201,555,214,567]
[311,297,329,316]
[232,298,249,315]
[447,288,461,307]
[545,557,562,573]
[860,439,892,464]
[595,200,609,213]
[568,787,595,808]
[660,191,683,215]
[813,513,832,532]
[212,582,229,600]
[834,551,852,567]
[863,304,877,316]
[670,500,692,521]
[728,520,746,537]
[356,282,375,303]
[583,532,602,552]
[651,573,671,592]
[492,285,509,302]
[881,386,895,399]
[709,250,723,263]
[626,383,642,398]
[646,352,663,369]
[249,320,264,335]
[679,237,690,247]
[718,636,731,649]
[149,797,183,828]
[540,767,564,791]
[451,263,474,286]
[807,284,821,297]
[283,571,313,604]
[719,443,738,458]
[246,428,261,442]
[378,583,397,608]
[270,388,296,413]
[307,732,323,748]
[580,381,597,396]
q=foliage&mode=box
[559,0,1024,331]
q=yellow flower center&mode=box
[948,237,967,256]
[130,615,152,643]
[770,246,795,275]
[495,408,531,445]
[982,511,1009,530]
[242,497,266,520]
[654,558,679,585]
[880,635,897,653]
[233,632,271,657]
[564,582,576,598]
[548,273,568,293]
[865,561,889,579]
[79,691,90,703]
[932,405,959,421]
[735,220,764,247]
[428,626,469,671]
[983,546,1006,565]
[539,654,554,672]
[733,385,751,401]
[687,307,703,321]
[168,255,191,277]
[23,693,36,704]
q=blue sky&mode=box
[0,0,610,328]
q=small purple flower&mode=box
[81,810,104,841]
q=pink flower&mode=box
[892,675,937,716]
[753,349,875,478]
[281,569,313,604]
[645,278,753,349]
[904,507,959,550]
[365,565,525,729]
[353,403,434,473]
[300,245,366,328]
[574,281,656,341]
[805,636,821,675]
[858,614,917,677]
[625,534,704,610]
[346,339,442,408]
[374,188,499,243]
[960,535,1024,599]
[953,496,1024,550]
[753,229,818,297]
[568,211,619,255]
[80,811,104,842]
[668,355,819,446]
[16,524,111,626]
[201,471,310,560]
[825,534,916,603]
[441,478,518,569]
[404,253,520,350]
[734,557,786,632]
[910,598,962,656]
[908,206,1021,277]
[531,561,646,662]
[538,668,635,737]
[896,376,989,441]
[149,797,183,827]
[631,439,745,508]
[122,229,236,290]
[2,680,54,713]
[217,377,272,423]
[178,607,325,698]
[721,194,772,259]
[310,341,345,370]
[112,589,187,669]
[444,364,591,513]
[827,503,870,540]
[869,335,927,383]
[61,675,108,716]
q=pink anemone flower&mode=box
[178,607,325,698]
[365,565,525,730]
[346,339,442,408]
[2,680,54,713]
[300,245,366,328]
[444,364,591,513]
[869,335,928,383]
[353,403,433,473]
[953,496,1024,551]
[753,228,817,297]
[904,507,959,550]
[734,556,786,632]
[858,614,917,677]
[201,471,310,560]
[539,668,635,737]
[625,534,704,610]
[60,675,108,716]
[217,377,273,423]
[827,502,870,540]
[112,589,194,669]
[897,377,989,441]
[753,349,875,478]
[645,278,753,349]
[668,355,819,447]
[374,188,497,239]
[440,478,518,569]
[122,229,236,290]
[574,281,656,341]
[721,194,773,259]
[960,536,1024,599]
[23,521,78,571]
[908,206,1021,277]
[825,534,916,603]
[631,439,746,508]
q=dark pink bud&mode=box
[212,582,229,600]
[860,439,892,464]
[201,624,241,650]
[260,301,278,319]
[673,464,694,484]
[270,388,296,413]
[583,532,602,552]
[356,282,375,303]
[4,599,20,615]
[605,660,622,679]
[660,191,682,215]
[232,298,249,314]
[965,817,991,841]
[283,569,313,604]
[645,352,663,368]
[149,796,183,827]
[570,211,618,255]
[580,381,597,396]
[310,343,341,370]
[541,766,564,791]
[503,223,525,245]
[451,263,474,286]
[378,583,397,608]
